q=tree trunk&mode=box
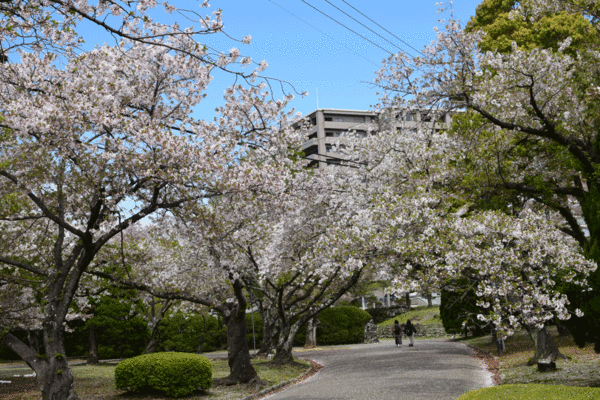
[195,314,207,354]
[426,292,433,308]
[3,327,78,400]
[27,330,40,354]
[257,315,276,357]
[215,305,258,385]
[405,293,411,308]
[213,278,258,385]
[305,316,318,348]
[527,325,566,365]
[144,334,159,354]
[272,323,299,365]
[87,325,99,365]
[556,322,570,337]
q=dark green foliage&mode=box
[560,187,600,353]
[158,312,225,353]
[85,293,150,359]
[0,330,41,360]
[60,290,150,359]
[316,306,372,345]
[440,281,490,337]
[365,307,395,324]
[115,352,212,397]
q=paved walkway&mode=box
[265,339,494,400]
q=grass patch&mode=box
[457,383,600,399]
[378,306,441,328]
[459,326,600,399]
[0,357,310,400]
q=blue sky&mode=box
[198,0,482,116]
[80,0,482,117]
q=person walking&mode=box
[404,319,417,347]
[392,320,403,346]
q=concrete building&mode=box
[300,108,454,168]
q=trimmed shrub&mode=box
[317,306,372,345]
[115,352,212,397]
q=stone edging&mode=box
[242,359,323,400]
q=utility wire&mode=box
[299,0,394,55]
[340,0,424,56]
[268,0,380,67]
[323,0,420,58]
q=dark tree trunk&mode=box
[556,322,570,337]
[426,292,433,308]
[273,323,299,365]
[405,293,411,308]
[213,278,258,386]
[526,325,567,365]
[87,325,99,364]
[215,305,257,385]
[143,298,172,354]
[256,307,277,357]
[144,334,159,354]
[3,326,78,400]
[27,330,40,354]
[305,316,318,348]
[196,314,207,354]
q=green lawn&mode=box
[0,357,310,400]
[457,384,600,400]
[458,327,600,399]
[379,306,442,328]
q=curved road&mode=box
[265,340,493,400]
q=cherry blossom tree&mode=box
[373,0,600,352]
[0,1,304,398]
[341,102,596,362]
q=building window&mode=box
[326,144,346,153]
[325,130,343,137]
[308,132,317,139]
[405,113,416,121]
[303,145,319,157]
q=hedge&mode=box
[115,352,212,397]
[316,306,372,345]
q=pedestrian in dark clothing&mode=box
[404,319,417,347]
[392,320,403,346]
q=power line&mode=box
[340,0,424,56]
[323,0,420,58]
[299,0,395,56]
[268,0,380,67]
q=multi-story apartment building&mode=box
[300,108,453,168]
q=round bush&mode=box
[115,352,212,397]
[317,306,372,345]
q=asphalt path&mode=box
[265,339,494,400]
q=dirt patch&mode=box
[0,377,38,396]
[465,343,501,385]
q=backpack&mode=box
[404,325,413,336]
[394,325,401,335]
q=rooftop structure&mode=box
[299,108,454,168]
